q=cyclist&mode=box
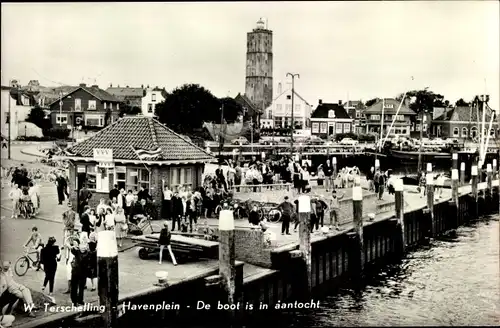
[23,226,44,270]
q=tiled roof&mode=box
[311,103,351,119]
[435,105,495,122]
[106,87,145,98]
[364,98,416,115]
[47,86,120,107]
[67,117,215,163]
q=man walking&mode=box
[78,184,92,217]
[62,202,76,248]
[329,189,344,231]
[278,196,293,235]
[55,173,68,205]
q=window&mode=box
[384,104,394,109]
[75,99,82,111]
[115,166,126,190]
[343,123,350,133]
[104,102,107,110]
[148,104,153,113]
[274,117,283,127]
[276,104,283,112]
[285,104,292,112]
[328,110,335,118]
[490,128,495,137]
[370,115,380,120]
[453,127,459,137]
[85,165,97,190]
[267,109,273,119]
[312,122,319,133]
[396,115,405,121]
[56,114,68,124]
[356,112,361,118]
[152,94,156,102]
[320,123,327,133]
[170,167,193,188]
[85,114,104,127]
[88,100,97,110]
[336,123,342,134]
[462,127,468,137]
[117,103,119,110]
[295,104,301,112]
[109,103,113,110]
[127,168,150,192]
[401,128,407,134]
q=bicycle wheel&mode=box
[268,209,282,223]
[235,207,245,219]
[257,208,265,220]
[14,256,30,276]
[143,223,162,235]
[128,223,142,235]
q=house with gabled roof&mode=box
[364,98,416,137]
[310,100,353,138]
[263,84,312,130]
[48,83,122,130]
[106,85,145,108]
[57,116,215,214]
[430,103,498,140]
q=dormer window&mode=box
[384,104,394,109]
[328,110,335,118]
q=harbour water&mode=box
[284,218,500,327]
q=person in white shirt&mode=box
[436,173,446,199]
[8,184,21,219]
[125,190,134,220]
[179,186,188,200]
[103,208,115,231]
[28,182,39,216]
[162,180,173,220]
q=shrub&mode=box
[43,128,71,140]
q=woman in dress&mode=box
[87,234,97,291]
[88,209,97,232]
[103,207,115,231]
[226,162,236,191]
[113,206,127,247]
[40,237,60,298]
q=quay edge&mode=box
[22,184,499,328]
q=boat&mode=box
[390,149,452,161]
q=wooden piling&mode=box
[471,165,478,219]
[451,169,459,228]
[394,179,406,254]
[452,152,458,171]
[425,163,435,237]
[352,186,364,272]
[494,159,499,213]
[97,231,119,328]
[219,209,236,305]
[460,162,466,186]
[298,195,312,297]
[487,164,493,213]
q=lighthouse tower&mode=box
[245,18,273,117]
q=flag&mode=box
[64,149,77,156]
[132,147,162,160]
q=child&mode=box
[329,189,345,231]
[24,226,44,270]
[248,205,260,226]
[158,222,177,266]
[317,166,325,187]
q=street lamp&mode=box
[287,72,300,158]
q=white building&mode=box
[1,86,35,140]
[263,83,313,130]
[141,87,166,117]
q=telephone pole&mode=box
[287,72,300,159]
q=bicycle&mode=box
[128,215,162,235]
[264,207,282,223]
[18,199,33,219]
[14,248,43,276]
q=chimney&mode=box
[338,100,342,106]
[126,85,129,88]
[141,84,144,88]
[79,83,86,87]
[278,82,282,95]
[147,84,150,88]
[110,83,113,88]
[319,99,323,105]
[91,84,98,88]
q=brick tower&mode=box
[245,18,273,120]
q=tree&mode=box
[26,106,52,130]
[365,98,379,107]
[455,98,470,107]
[155,83,243,135]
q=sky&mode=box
[1,2,499,110]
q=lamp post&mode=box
[287,73,300,159]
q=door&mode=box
[328,124,334,136]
